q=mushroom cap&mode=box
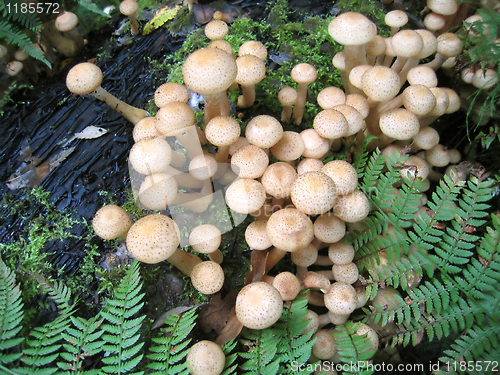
[261,162,297,199]
[425,144,450,167]
[119,0,139,16]
[228,137,249,156]
[415,29,438,59]
[266,208,314,252]
[427,87,449,117]
[189,153,218,180]
[407,66,438,87]
[427,0,459,16]
[66,62,103,95]
[235,282,283,329]
[138,172,178,210]
[129,137,172,175]
[424,12,446,32]
[92,205,132,240]
[155,102,195,136]
[332,262,359,284]
[205,116,241,147]
[332,104,365,136]
[5,61,23,77]
[187,340,225,375]
[278,86,298,106]
[225,178,266,214]
[132,117,162,142]
[270,131,305,162]
[297,157,324,175]
[333,189,370,223]
[313,213,346,244]
[436,32,463,57]
[300,129,330,159]
[324,281,357,315]
[208,40,234,55]
[290,244,318,267]
[328,242,355,265]
[291,63,317,85]
[413,126,440,150]
[190,261,224,294]
[55,11,78,32]
[204,19,229,40]
[312,330,337,360]
[366,35,387,57]
[328,12,377,46]
[189,224,221,254]
[231,144,269,179]
[182,48,237,95]
[402,84,437,116]
[154,82,189,107]
[471,68,498,89]
[313,109,348,140]
[273,272,301,301]
[385,10,408,29]
[291,172,338,215]
[235,54,266,86]
[317,87,346,109]
[245,115,283,149]
[126,214,180,264]
[245,220,272,250]
[238,40,267,60]
[379,108,420,140]
[361,66,401,102]
[321,160,358,196]
[391,30,423,58]
[345,94,369,119]
[354,323,379,356]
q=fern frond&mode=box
[239,327,281,374]
[57,316,105,373]
[221,340,238,375]
[0,20,51,67]
[0,1,42,31]
[0,257,24,365]
[19,280,75,373]
[75,0,111,17]
[352,135,378,177]
[359,149,387,194]
[346,212,387,251]
[146,307,197,374]
[100,261,145,375]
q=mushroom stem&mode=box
[237,85,256,108]
[265,247,288,274]
[167,248,202,276]
[292,82,309,125]
[171,192,209,212]
[204,93,223,125]
[166,166,204,189]
[91,86,147,125]
[128,13,140,36]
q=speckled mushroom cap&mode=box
[189,153,218,180]
[332,104,365,136]
[235,54,266,86]
[92,205,132,240]
[321,160,358,196]
[313,109,348,140]
[207,40,234,55]
[187,340,225,375]
[361,66,401,102]
[204,19,229,40]
[436,32,463,57]
[290,244,318,267]
[245,115,284,149]
[155,102,195,136]
[238,40,267,60]
[413,126,440,150]
[225,178,266,214]
[266,208,314,252]
[66,62,103,95]
[415,29,438,59]
[391,30,423,58]
[300,129,330,159]
[313,212,346,244]
[379,108,420,140]
[312,330,337,360]
[273,272,301,301]
[427,0,459,16]
[402,85,437,116]
[126,214,180,264]
[317,87,346,109]
[119,0,139,16]
[328,241,355,265]
[407,66,438,87]
[138,172,178,210]
[154,82,189,107]
[55,11,78,32]
[261,162,297,199]
[205,116,241,147]
[297,157,324,175]
[270,131,305,162]
[245,220,272,250]
[189,224,222,254]
[291,63,317,85]
[132,117,161,142]
[278,86,298,106]
[235,282,283,329]
[129,137,172,175]
[291,171,337,215]
[182,48,237,95]
[333,189,370,223]
[231,144,269,178]
[354,323,379,356]
[190,261,225,294]
[385,10,408,29]
[328,12,377,46]
[332,263,359,284]
[324,281,357,315]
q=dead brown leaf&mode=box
[198,291,237,334]
[244,249,267,284]
[215,307,243,347]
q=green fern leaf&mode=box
[100,261,145,375]
[76,0,111,17]
[146,307,197,374]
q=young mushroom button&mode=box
[187,340,225,375]
[235,282,283,329]
[92,205,132,241]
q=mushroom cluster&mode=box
[82,6,499,372]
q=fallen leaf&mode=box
[215,307,243,347]
[143,5,182,35]
[198,290,237,334]
[74,125,108,139]
[152,305,202,330]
